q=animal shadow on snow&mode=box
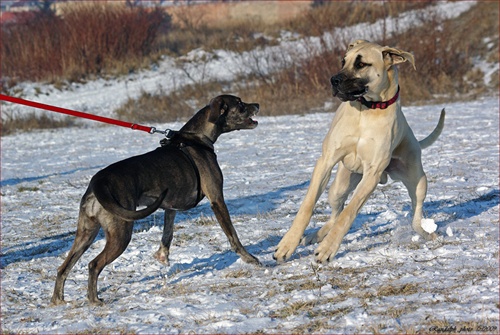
[0,165,103,188]
[2,185,498,272]
[1,181,306,269]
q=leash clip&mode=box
[150,127,176,139]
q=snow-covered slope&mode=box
[1,1,475,121]
[1,96,498,333]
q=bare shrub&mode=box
[233,40,343,116]
[286,1,432,37]
[159,8,278,56]
[115,81,225,123]
[1,4,170,83]
[388,1,499,103]
[2,2,498,134]
[1,113,75,136]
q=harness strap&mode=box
[178,146,204,206]
[160,133,215,206]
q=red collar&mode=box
[357,86,400,109]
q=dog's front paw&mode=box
[314,240,341,264]
[50,296,66,306]
[273,234,301,263]
[240,252,261,266]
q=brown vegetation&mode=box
[117,1,499,124]
[1,4,170,83]
[1,1,498,133]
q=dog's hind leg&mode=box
[154,209,176,265]
[87,220,134,304]
[302,163,362,246]
[397,164,436,241]
[387,148,436,240]
[51,211,99,305]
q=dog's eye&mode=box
[238,101,245,112]
[356,62,370,69]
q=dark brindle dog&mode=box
[51,95,260,305]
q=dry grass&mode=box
[1,2,498,132]
[113,2,498,124]
[115,83,224,122]
[285,1,431,36]
[387,1,499,103]
[1,113,75,136]
[194,214,218,227]
[1,4,169,84]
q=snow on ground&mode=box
[1,95,498,333]
[1,1,498,333]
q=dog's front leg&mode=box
[314,168,383,263]
[274,154,337,262]
[154,209,176,265]
[302,162,362,246]
[210,198,261,265]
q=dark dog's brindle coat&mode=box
[51,95,260,305]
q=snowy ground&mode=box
[1,95,499,333]
[1,1,499,333]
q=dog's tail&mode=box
[419,108,445,149]
[93,185,168,221]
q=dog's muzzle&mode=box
[330,73,368,102]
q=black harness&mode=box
[159,132,215,206]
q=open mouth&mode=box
[351,87,368,98]
[334,87,367,101]
[247,113,258,127]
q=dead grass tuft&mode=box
[194,214,218,227]
[377,282,420,297]
[1,113,75,136]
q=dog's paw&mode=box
[154,248,170,265]
[87,295,105,306]
[314,241,341,264]
[240,252,262,266]
[425,232,438,241]
[50,297,67,306]
[273,235,301,263]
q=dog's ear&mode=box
[208,96,228,123]
[382,47,416,70]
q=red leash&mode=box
[0,93,167,135]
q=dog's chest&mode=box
[342,151,363,173]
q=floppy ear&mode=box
[208,96,227,123]
[382,47,416,70]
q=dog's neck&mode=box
[161,131,215,151]
[180,132,215,151]
[357,86,400,110]
[179,107,223,145]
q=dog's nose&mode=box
[330,75,342,87]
